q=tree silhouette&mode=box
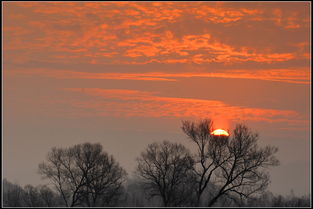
[22,184,45,207]
[3,179,25,207]
[3,120,287,207]
[136,140,197,207]
[37,185,57,207]
[38,142,127,207]
[182,119,228,205]
[182,119,279,206]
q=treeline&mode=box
[2,178,310,207]
[2,119,311,207]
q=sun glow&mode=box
[211,129,230,136]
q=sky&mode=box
[3,1,311,196]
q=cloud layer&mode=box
[61,88,306,127]
[4,2,310,127]
[4,2,310,67]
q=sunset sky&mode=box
[3,2,310,196]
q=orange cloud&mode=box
[4,2,308,65]
[6,68,310,84]
[62,88,305,125]
[191,4,262,23]
[120,31,296,64]
[4,68,175,81]
[250,6,310,30]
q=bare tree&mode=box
[208,124,279,206]
[136,140,196,207]
[182,119,229,205]
[122,178,163,207]
[38,185,58,207]
[23,184,45,207]
[38,142,127,207]
[3,179,25,207]
[182,120,279,206]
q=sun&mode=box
[211,129,229,136]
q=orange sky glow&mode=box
[3,1,310,196]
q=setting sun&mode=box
[211,129,230,136]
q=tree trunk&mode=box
[196,193,201,207]
[208,194,222,207]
